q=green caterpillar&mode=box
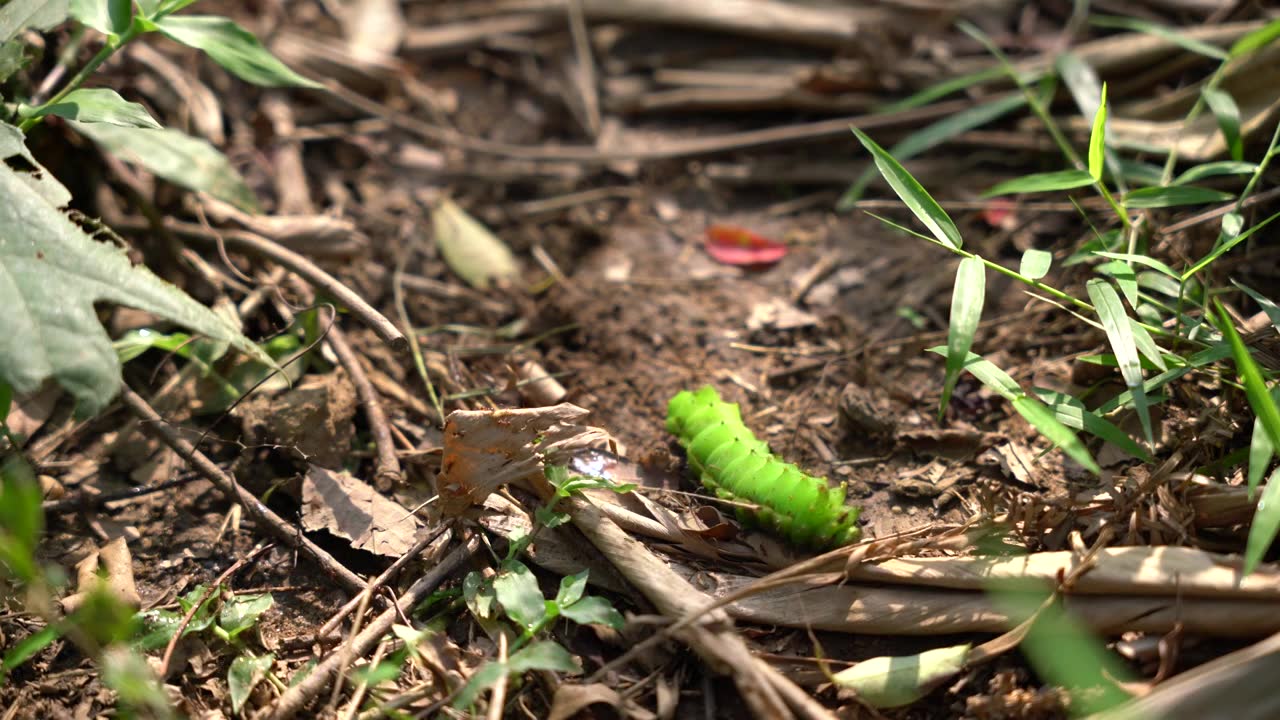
[666,386,861,549]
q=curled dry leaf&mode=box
[61,537,141,614]
[302,465,426,558]
[437,404,612,515]
[431,197,520,290]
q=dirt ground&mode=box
[4,2,1280,719]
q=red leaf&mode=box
[981,198,1017,230]
[704,224,788,267]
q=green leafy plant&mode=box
[667,385,862,549]
[850,19,1280,573]
[135,585,279,714]
[1,0,317,416]
[452,467,627,711]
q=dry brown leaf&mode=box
[302,465,425,557]
[61,537,141,613]
[547,683,626,720]
[437,403,611,515]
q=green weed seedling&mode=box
[135,584,279,714]
[450,466,628,712]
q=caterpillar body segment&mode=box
[666,386,862,549]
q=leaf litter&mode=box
[5,3,1280,720]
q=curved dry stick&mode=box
[113,216,406,351]
[560,494,834,720]
[266,536,481,720]
[120,385,368,596]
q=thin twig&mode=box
[158,543,274,678]
[317,527,451,639]
[266,536,481,720]
[119,385,369,596]
[114,216,406,351]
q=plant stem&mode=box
[18,27,137,132]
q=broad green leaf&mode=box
[1173,161,1257,185]
[983,169,1094,197]
[1112,157,1164,186]
[1217,301,1280,574]
[1183,209,1280,280]
[1092,251,1178,279]
[432,197,519,290]
[453,661,508,710]
[136,0,162,17]
[0,123,269,416]
[1202,88,1243,161]
[1229,18,1280,58]
[1019,249,1052,280]
[21,88,161,129]
[218,593,273,640]
[1088,83,1108,181]
[1011,396,1101,474]
[228,653,274,715]
[1033,389,1153,463]
[1087,279,1153,449]
[1123,186,1234,209]
[940,257,985,420]
[832,644,971,708]
[492,561,546,630]
[153,15,320,88]
[1090,15,1229,59]
[559,596,624,629]
[1247,467,1280,576]
[69,0,131,37]
[507,640,582,674]
[70,120,258,210]
[153,0,201,18]
[555,571,589,608]
[0,39,27,84]
[0,0,68,41]
[0,122,70,206]
[463,571,496,620]
[851,127,963,249]
[839,93,1025,208]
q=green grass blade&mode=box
[983,169,1094,197]
[1094,260,1137,307]
[851,127,963,249]
[876,66,1008,113]
[1202,88,1244,161]
[926,347,1099,473]
[1090,15,1230,59]
[1183,209,1280,279]
[1248,467,1280,575]
[1019,249,1052,280]
[1249,411,1275,496]
[1124,186,1234,208]
[1088,83,1108,181]
[1233,282,1280,333]
[1092,252,1178,279]
[1216,300,1280,574]
[1128,318,1169,372]
[1033,389,1153,463]
[1172,161,1258,185]
[1229,18,1280,58]
[941,257,986,421]
[1087,279,1153,449]
[1011,397,1101,474]
[839,93,1026,209]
